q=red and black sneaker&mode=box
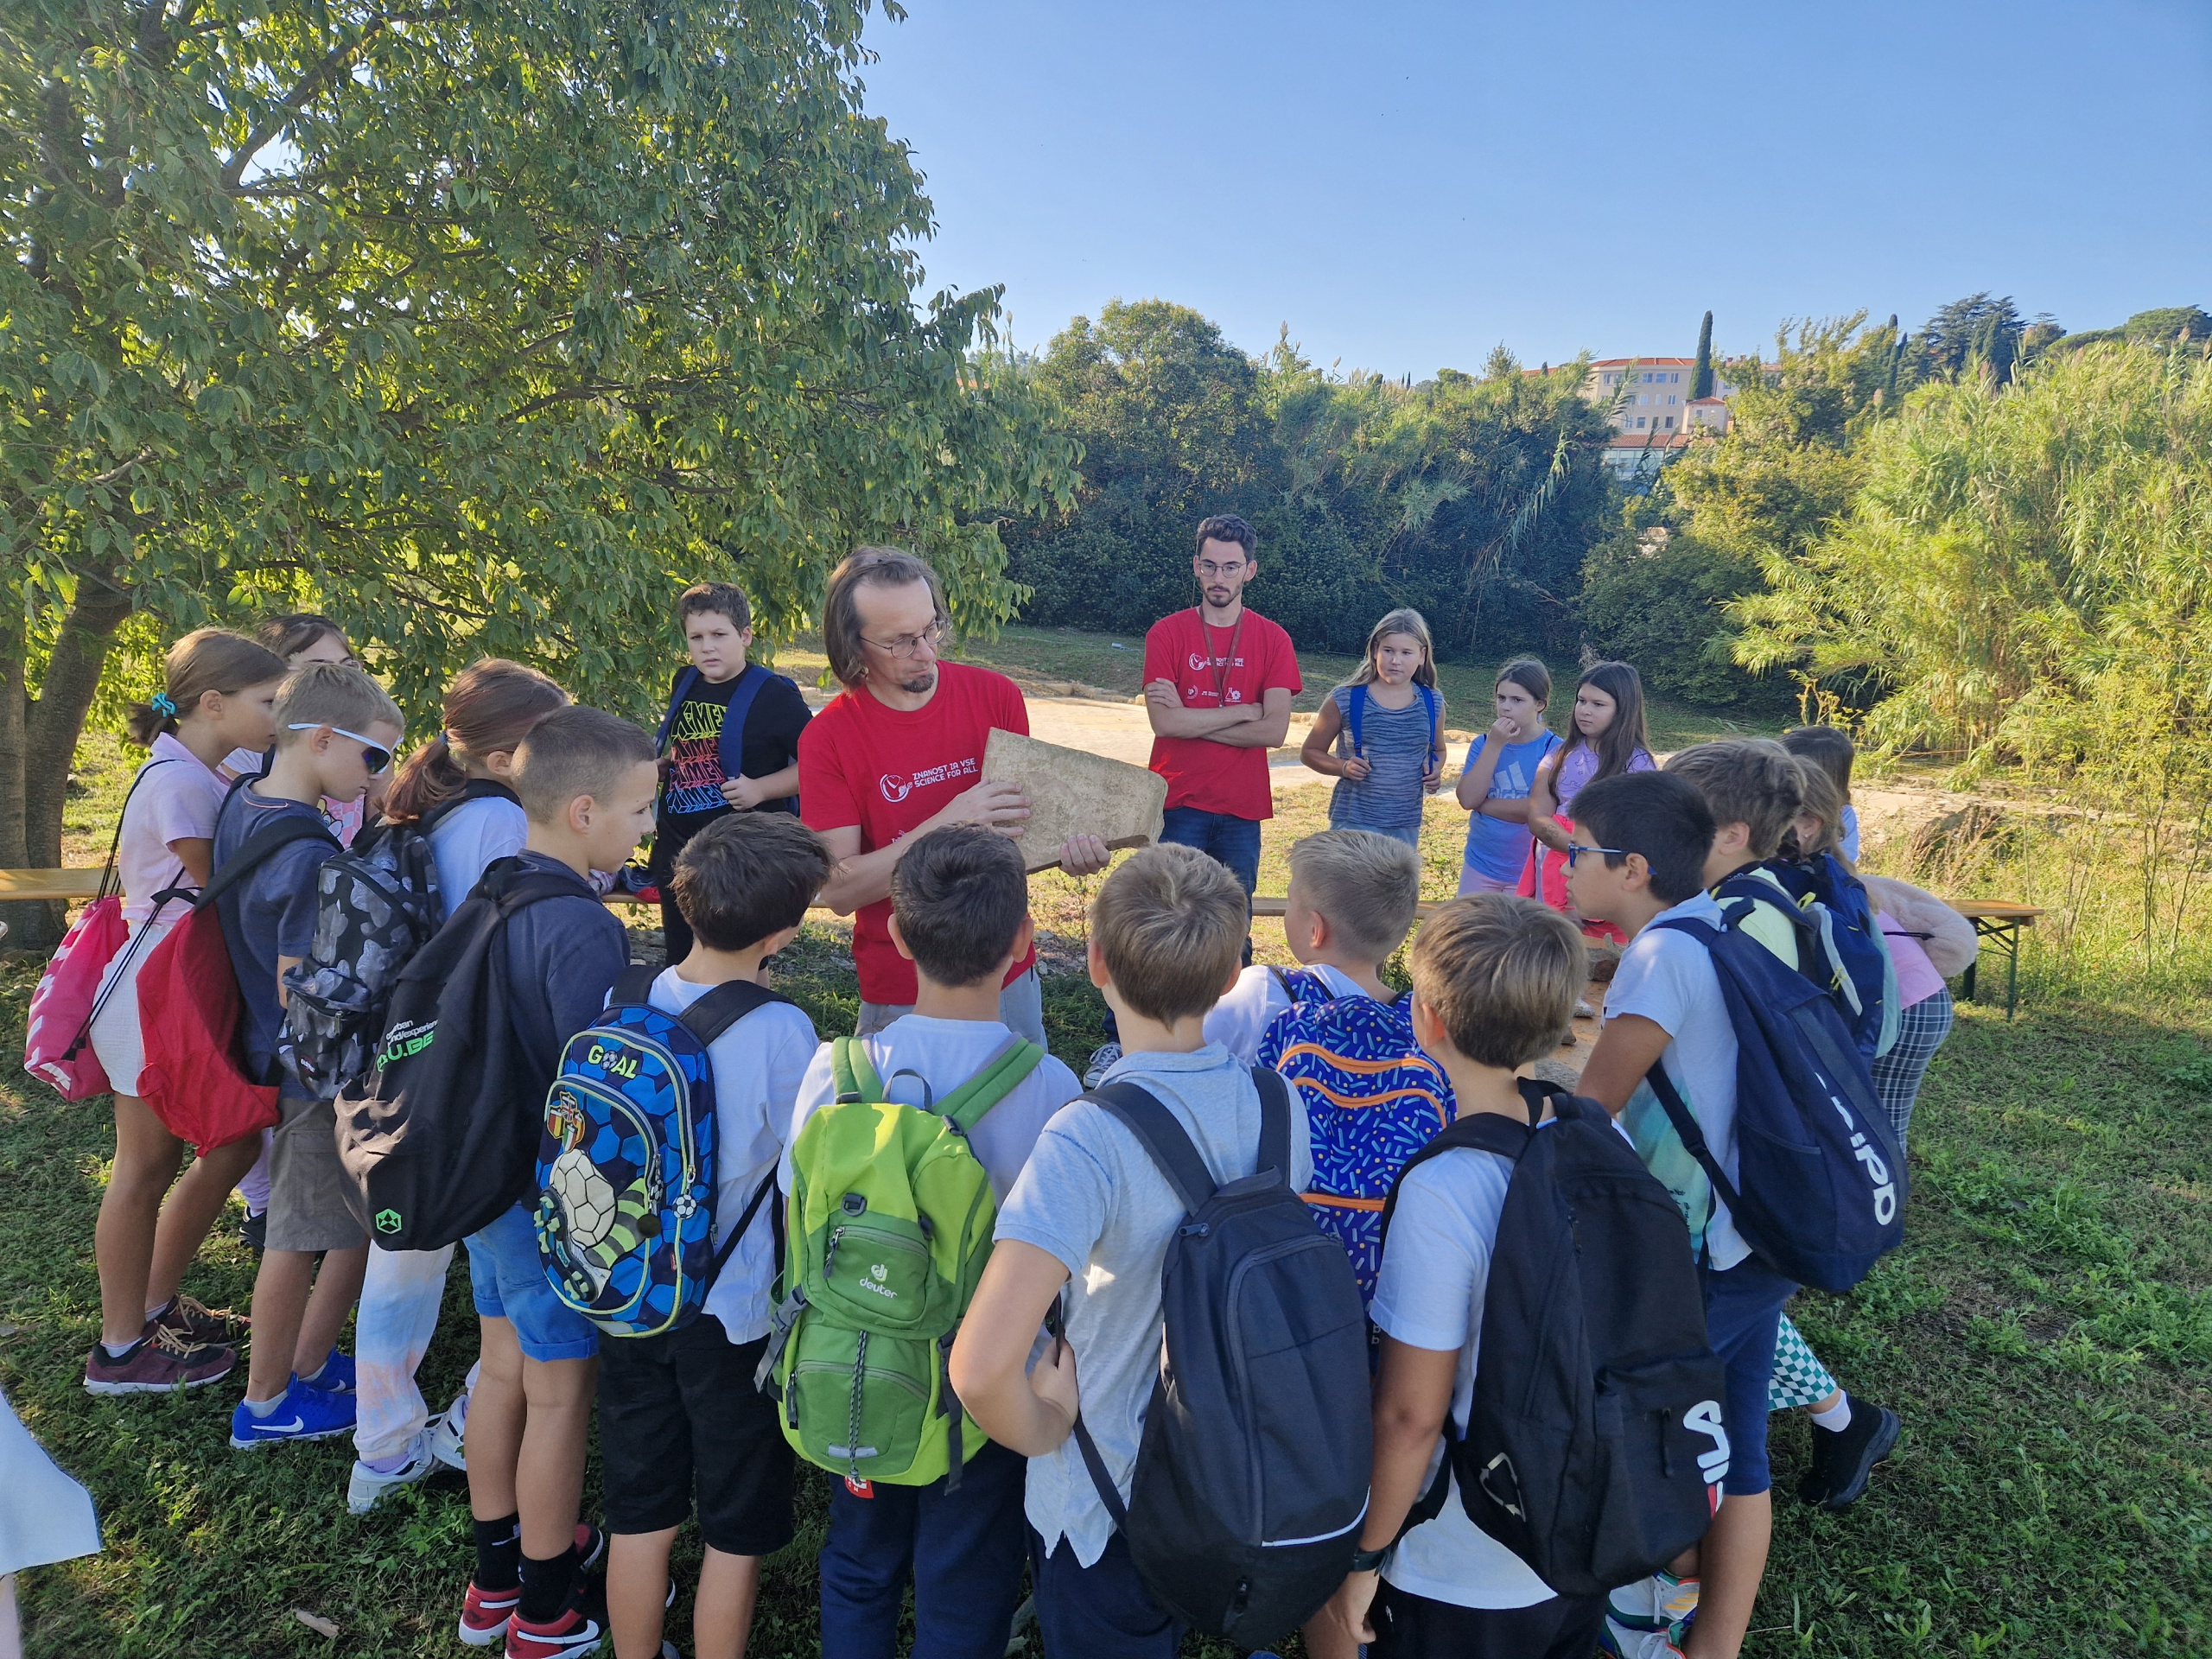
[83,1327,236,1395]
[461,1526,603,1649]
[457,1580,521,1649]
[504,1576,607,1659]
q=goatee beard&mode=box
[899,667,938,696]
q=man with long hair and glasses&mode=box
[798,547,1109,1045]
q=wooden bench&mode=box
[3,870,2045,1017]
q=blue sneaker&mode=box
[229,1377,357,1449]
[298,1350,356,1394]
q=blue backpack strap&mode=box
[715,663,769,785]
[610,963,659,1007]
[1253,1065,1292,1180]
[1419,683,1441,761]
[653,666,702,756]
[1346,683,1364,754]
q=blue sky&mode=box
[859,0,2212,378]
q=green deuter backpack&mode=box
[756,1032,1043,1491]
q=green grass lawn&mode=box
[8,683,2208,1656]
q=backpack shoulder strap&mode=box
[938,1036,1046,1135]
[1253,1065,1292,1179]
[1346,683,1366,753]
[653,665,703,755]
[1379,1106,1537,1240]
[1083,1080,1217,1215]
[716,664,769,780]
[1640,1058,1743,1256]
[830,1033,884,1103]
[194,810,340,912]
[610,963,660,1007]
[1419,683,1441,759]
[677,979,791,1047]
[99,755,181,896]
[418,778,520,836]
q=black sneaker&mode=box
[1798,1395,1900,1510]
[240,1208,268,1253]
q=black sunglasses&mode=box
[1564,843,1630,868]
[289,722,393,775]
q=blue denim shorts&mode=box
[1703,1256,1797,1496]
[465,1201,599,1363]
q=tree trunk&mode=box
[2,579,132,952]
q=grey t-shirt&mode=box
[994,1044,1313,1567]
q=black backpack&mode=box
[1382,1081,1726,1598]
[1067,1071,1372,1652]
[335,856,606,1250]
[279,781,519,1102]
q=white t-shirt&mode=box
[995,1045,1313,1567]
[111,734,229,929]
[1202,962,1370,1065]
[426,793,529,921]
[784,1015,1080,1205]
[640,968,817,1342]
[1604,892,1749,1270]
[1370,1137,1560,1610]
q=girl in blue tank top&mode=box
[1300,608,1446,849]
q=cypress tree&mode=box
[1690,311,1714,399]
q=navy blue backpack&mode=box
[1737,859,1900,1059]
[1646,910,1906,1292]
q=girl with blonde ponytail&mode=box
[84,630,288,1395]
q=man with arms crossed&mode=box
[800,547,1109,1046]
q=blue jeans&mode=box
[818,1438,1028,1659]
[1157,806,1262,896]
[1031,1528,1183,1659]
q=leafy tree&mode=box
[1732,343,2212,781]
[2,0,1074,944]
[1690,311,1714,400]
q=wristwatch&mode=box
[1348,1543,1391,1574]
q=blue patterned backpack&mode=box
[1257,971,1457,1305]
[534,966,791,1337]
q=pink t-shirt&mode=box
[1879,910,1945,1009]
[112,734,231,929]
[1553,741,1656,812]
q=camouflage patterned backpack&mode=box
[278,781,515,1101]
[534,966,791,1338]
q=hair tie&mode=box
[149,691,177,717]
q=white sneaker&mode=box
[1081,1042,1122,1090]
[428,1389,469,1471]
[346,1428,440,1514]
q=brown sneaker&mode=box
[150,1294,250,1346]
[84,1325,238,1395]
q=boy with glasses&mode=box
[798,547,1109,1047]
[213,663,403,1448]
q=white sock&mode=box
[245,1393,284,1419]
[1811,1395,1853,1433]
[99,1340,138,1362]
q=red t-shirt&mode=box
[1142,608,1302,819]
[798,661,1037,1007]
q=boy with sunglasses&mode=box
[212,662,404,1448]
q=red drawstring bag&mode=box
[22,758,186,1101]
[137,811,336,1154]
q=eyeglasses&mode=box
[1196,560,1248,579]
[861,620,946,660]
[289,722,393,775]
[1564,843,1630,868]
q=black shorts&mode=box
[1372,1580,1605,1659]
[596,1316,796,1556]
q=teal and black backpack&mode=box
[533,965,790,1338]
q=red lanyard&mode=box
[1199,612,1245,708]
